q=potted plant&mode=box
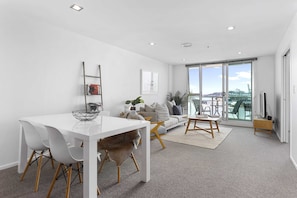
[167,91,189,107]
[125,96,144,111]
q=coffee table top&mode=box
[187,115,221,121]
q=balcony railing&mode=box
[187,94,252,121]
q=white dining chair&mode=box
[19,120,54,192]
[45,125,100,198]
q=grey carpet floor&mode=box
[1,125,297,198]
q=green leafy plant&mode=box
[167,91,189,107]
[125,96,144,106]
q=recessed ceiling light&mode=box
[70,4,83,11]
[181,43,192,47]
[182,58,186,62]
[227,26,235,30]
[149,42,156,46]
[238,51,242,55]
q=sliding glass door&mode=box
[201,64,223,117]
[227,62,252,120]
[188,61,252,122]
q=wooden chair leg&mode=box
[77,162,82,183]
[98,152,108,173]
[47,163,62,198]
[49,149,55,169]
[151,130,166,149]
[151,121,166,149]
[117,166,121,183]
[97,186,101,195]
[34,151,44,192]
[66,166,72,198]
[20,150,35,181]
[130,152,140,171]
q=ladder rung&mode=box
[85,75,100,78]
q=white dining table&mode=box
[18,113,150,198]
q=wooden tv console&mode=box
[253,117,273,135]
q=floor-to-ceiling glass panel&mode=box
[187,61,252,122]
[202,64,223,116]
[228,62,252,120]
[188,67,200,115]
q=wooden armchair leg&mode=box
[98,151,108,173]
[117,166,121,183]
[152,130,166,149]
[97,186,101,195]
[150,121,166,149]
[130,152,140,171]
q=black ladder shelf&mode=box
[82,62,103,112]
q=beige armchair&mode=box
[98,112,143,183]
[98,130,140,183]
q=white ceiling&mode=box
[4,0,297,65]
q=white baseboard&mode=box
[0,161,18,171]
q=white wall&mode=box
[275,12,297,168]
[0,11,169,169]
[253,56,275,118]
[172,64,188,93]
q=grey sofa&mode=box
[138,102,187,132]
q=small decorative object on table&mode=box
[88,84,100,95]
[88,103,100,112]
[72,110,99,121]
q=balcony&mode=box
[187,94,252,121]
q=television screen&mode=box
[260,92,267,118]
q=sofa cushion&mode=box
[157,126,167,135]
[145,104,155,112]
[171,115,187,122]
[173,105,182,115]
[155,103,170,121]
[166,100,175,115]
[139,106,145,111]
[126,112,145,120]
[164,117,179,128]
[138,111,158,122]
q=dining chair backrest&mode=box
[19,120,47,151]
[46,126,78,165]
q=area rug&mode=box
[162,124,232,149]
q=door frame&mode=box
[281,49,291,143]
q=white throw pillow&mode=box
[155,103,170,121]
[166,100,175,115]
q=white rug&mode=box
[162,124,232,149]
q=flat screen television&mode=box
[260,92,267,118]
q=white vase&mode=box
[124,104,131,113]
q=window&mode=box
[187,58,255,122]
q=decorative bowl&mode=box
[72,110,99,121]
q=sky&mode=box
[189,63,251,95]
